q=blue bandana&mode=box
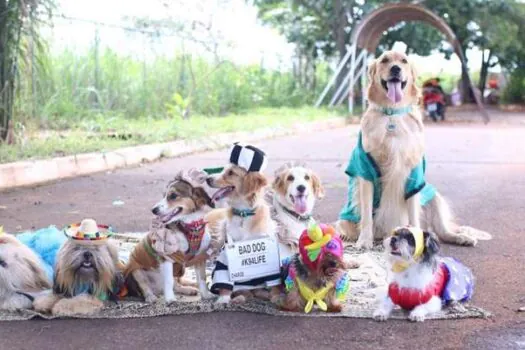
[339,132,436,222]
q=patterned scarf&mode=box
[177,219,206,258]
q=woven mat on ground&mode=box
[0,233,490,321]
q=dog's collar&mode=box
[231,207,257,218]
[279,202,312,222]
[176,219,206,257]
[296,277,334,313]
[375,105,412,117]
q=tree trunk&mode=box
[478,50,492,102]
[0,0,11,141]
[460,57,474,104]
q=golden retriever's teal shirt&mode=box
[339,132,436,222]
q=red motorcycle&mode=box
[422,79,446,122]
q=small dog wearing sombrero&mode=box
[124,170,223,303]
[278,220,349,313]
[374,226,474,322]
[33,219,124,316]
[0,227,52,310]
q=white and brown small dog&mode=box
[207,143,279,304]
[33,219,124,316]
[374,226,474,322]
[124,172,223,303]
[0,231,51,311]
[271,163,324,261]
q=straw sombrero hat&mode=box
[64,218,113,243]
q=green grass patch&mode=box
[0,107,345,163]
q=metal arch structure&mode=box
[315,3,489,123]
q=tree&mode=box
[420,0,525,102]
[0,0,53,141]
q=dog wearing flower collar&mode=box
[207,143,280,304]
[336,50,490,249]
[124,171,222,303]
[279,220,349,313]
[374,226,474,322]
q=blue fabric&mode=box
[339,132,436,222]
[440,257,474,304]
[17,226,66,280]
[376,105,413,117]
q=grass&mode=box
[0,107,346,163]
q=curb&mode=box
[0,118,348,191]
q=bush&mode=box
[502,68,525,104]
[14,48,331,127]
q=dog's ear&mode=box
[367,60,377,81]
[409,61,420,102]
[272,172,287,195]
[192,187,215,208]
[366,60,381,104]
[311,172,325,199]
[243,172,268,195]
[422,231,440,262]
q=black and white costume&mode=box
[210,143,280,294]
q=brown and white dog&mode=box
[207,149,279,304]
[124,172,222,303]
[33,220,124,316]
[0,232,51,311]
[271,163,325,261]
[336,50,489,249]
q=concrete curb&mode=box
[0,118,348,191]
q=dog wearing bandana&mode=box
[279,220,349,313]
[374,226,474,322]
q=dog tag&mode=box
[386,117,396,132]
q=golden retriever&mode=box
[336,50,489,249]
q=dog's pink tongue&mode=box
[387,81,403,103]
[294,196,307,214]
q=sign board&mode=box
[225,236,281,284]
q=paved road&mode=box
[1,124,524,350]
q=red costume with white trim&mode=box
[388,264,449,310]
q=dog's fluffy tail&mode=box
[423,193,492,247]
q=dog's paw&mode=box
[356,237,373,250]
[175,285,199,296]
[408,308,427,322]
[164,291,177,305]
[200,290,215,300]
[327,302,343,313]
[231,295,247,304]
[458,235,477,247]
[144,294,158,304]
[373,308,390,322]
[215,295,231,304]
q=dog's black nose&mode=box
[297,185,306,194]
[206,177,214,187]
[390,65,401,76]
[390,236,397,247]
[151,207,160,215]
[83,251,92,260]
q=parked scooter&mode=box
[422,79,446,122]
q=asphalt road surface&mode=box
[1,123,524,350]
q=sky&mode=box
[49,0,492,75]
